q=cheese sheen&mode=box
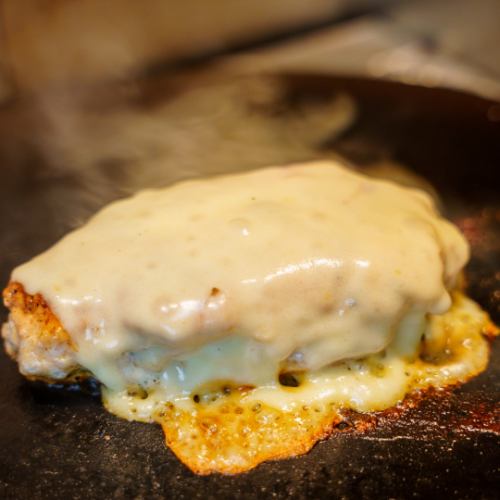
[13,160,469,396]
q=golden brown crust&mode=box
[157,397,341,475]
[3,281,73,348]
[2,281,78,381]
[3,282,499,475]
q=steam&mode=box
[33,76,357,226]
[0,73,438,287]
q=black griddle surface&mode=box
[0,74,499,499]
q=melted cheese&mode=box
[101,292,495,474]
[7,159,497,474]
[13,160,468,398]
[102,293,492,417]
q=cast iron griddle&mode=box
[0,74,498,499]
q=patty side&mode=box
[2,281,78,381]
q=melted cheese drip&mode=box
[103,293,491,417]
[13,160,469,397]
[101,293,495,474]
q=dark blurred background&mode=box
[1,0,500,101]
[0,0,499,313]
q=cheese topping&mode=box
[12,160,469,398]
